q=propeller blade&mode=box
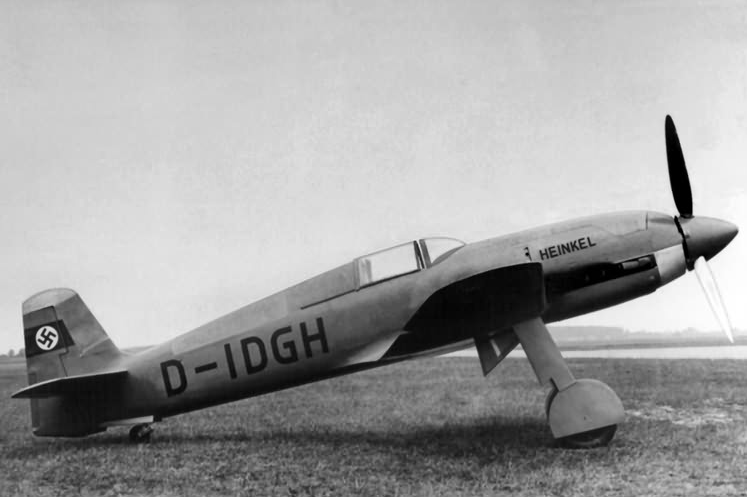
[665,115,693,217]
[693,256,734,343]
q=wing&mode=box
[383,262,545,358]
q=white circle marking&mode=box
[35,326,59,351]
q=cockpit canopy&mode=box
[357,237,465,287]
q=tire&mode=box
[558,424,617,449]
[129,424,153,443]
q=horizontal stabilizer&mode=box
[12,370,128,399]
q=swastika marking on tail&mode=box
[35,326,59,351]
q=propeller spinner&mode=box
[665,115,738,342]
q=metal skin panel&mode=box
[15,209,697,434]
[116,268,431,419]
[106,210,686,423]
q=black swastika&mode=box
[36,326,59,350]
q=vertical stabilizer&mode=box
[21,288,124,436]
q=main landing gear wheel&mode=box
[544,379,624,449]
[557,424,618,449]
[544,387,618,448]
[129,424,153,443]
[512,319,624,449]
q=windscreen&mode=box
[357,242,421,286]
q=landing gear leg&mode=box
[129,423,153,443]
[514,318,624,448]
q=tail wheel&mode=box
[129,424,153,443]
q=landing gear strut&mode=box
[515,318,624,448]
[129,423,153,443]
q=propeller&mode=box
[664,115,737,343]
[665,115,693,218]
[694,257,734,343]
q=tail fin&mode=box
[20,288,124,436]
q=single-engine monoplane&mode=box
[13,116,738,447]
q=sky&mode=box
[1,1,746,352]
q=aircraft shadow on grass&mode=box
[7,417,551,462]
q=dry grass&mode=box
[1,357,746,496]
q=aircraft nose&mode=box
[680,216,738,265]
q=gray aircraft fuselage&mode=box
[76,209,729,425]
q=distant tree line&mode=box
[2,348,25,358]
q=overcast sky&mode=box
[1,1,746,351]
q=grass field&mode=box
[2,357,746,496]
